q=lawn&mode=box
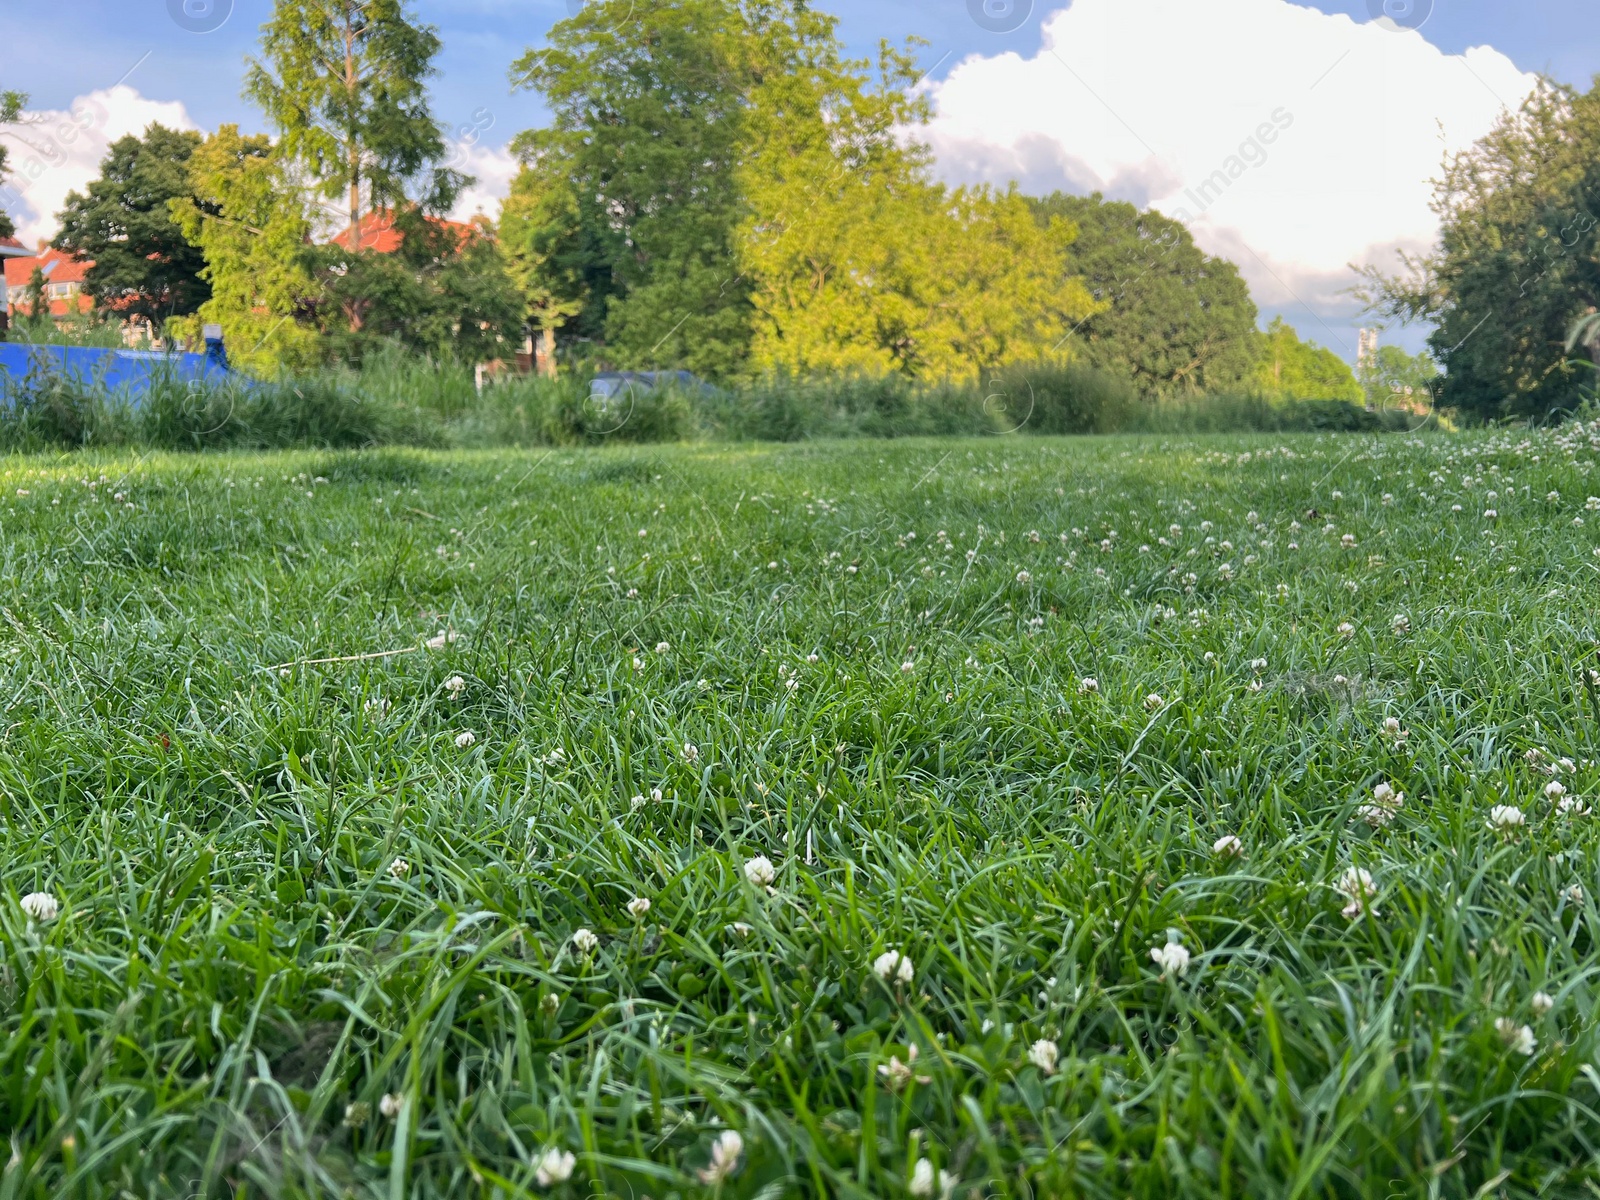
[4,429,1600,1198]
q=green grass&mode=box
[2,428,1600,1198]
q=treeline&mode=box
[2,0,1392,411]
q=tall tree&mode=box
[498,150,607,374]
[1357,80,1600,420]
[510,0,752,378]
[246,0,463,236]
[1025,193,1261,395]
[1255,317,1362,401]
[52,124,211,325]
[168,124,322,373]
[0,89,26,238]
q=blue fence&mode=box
[0,340,237,399]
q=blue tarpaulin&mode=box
[0,340,236,397]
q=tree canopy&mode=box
[246,0,463,235]
[1358,79,1600,420]
[1025,193,1261,395]
[1255,317,1362,401]
[52,124,211,324]
[507,0,1101,381]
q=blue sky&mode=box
[9,1,1595,132]
[6,1,1598,359]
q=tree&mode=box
[168,124,322,373]
[52,124,211,325]
[510,0,752,378]
[1255,318,1362,401]
[1357,80,1600,420]
[0,89,26,238]
[498,153,604,374]
[246,0,463,236]
[307,208,523,364]
[1024,193,1261,395]
[1359,343,1439,410]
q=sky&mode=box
[3,0,1596,361]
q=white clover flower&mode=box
[901,660,915,673]
[627,896,651,919]
[1568,884,1586,905]
[1078,677,1099,694]
[697,1129,743,1184]
[1544,780,1567,800]
[1249,657,1267,673]
[909,1158,956,1199]
[630,794,646,811]
[343,1102,371,1128]
[444,674,466,696]
[1487,804,1526,835]
[1531,991,1555,1016]
[379,1093,404,1119]
[1016,570,1032,584]
[730,921,753,939]
[1028,1038,1059,1074]
[682,742,699,763]
[1557,795,1591,816]
[1381,716,1407,741]
[873,949,914,984]
[454,730,476,748]
[1150,936,1191,978]
[650,787,663,803]
[1144,693,1164,711]
[1337,867,1377,919]
[1341,533,1357,548]
[387,857,410,879]
[631,656,644,671]
[1212,834,1244,859]
[1337,622,1356,638]
[654,641,670,654]
[743,855,776,888]
[877,1044,929,1092]
[571,928,599,954]
[20,892,58,922]
[1494,1017,1536,1056]
[534,1147,576,1186]
[1391,614,1411,635]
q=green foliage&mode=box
[1359,80,1600,420]
[306,210,524,365]
[509,1,1097,382]
[0,87,25,237]
[246,0,461,233]
[1361,342,1440,411]
[1027,193,1262,395]
[0,429,1596,1196]
[999,359,1139,435]
[52,124,211,324]
[700,372,1004,440]
[168,124,322,373]
[1255,317,1363,401]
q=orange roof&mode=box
[3,248,94,317]
[328,208,481,254]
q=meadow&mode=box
[2,426,1600,1198]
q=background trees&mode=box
[52,125,211,325]
[1025,193,1261,395]
[246,0,462,235]
[1359,80,1600,420]
[1255,318,1362,401]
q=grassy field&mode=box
[3,428,1600,1198]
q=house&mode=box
[328,209,481,255]
[1,243,93,325]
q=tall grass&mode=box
[0,345,1439,451]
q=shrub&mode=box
[998,361,1139,435]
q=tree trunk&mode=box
[539,327,557,378]
[345,6,360,242]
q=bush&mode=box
[705,372,1003,440]
[998,361,1139,435]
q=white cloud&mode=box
[447,137,519,226]
[921,0,1538,352]
[0,86,197,248]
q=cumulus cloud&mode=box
[0,86,197,248]
[921,0,1538,352]
[446,136,519,226]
